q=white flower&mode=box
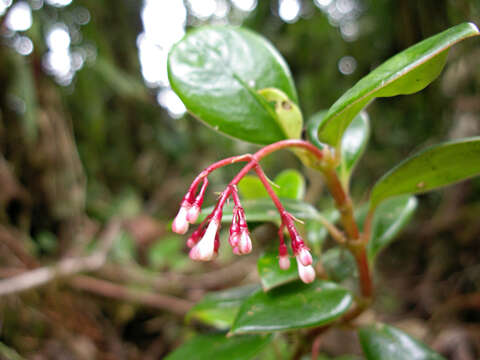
[186,204,200,224]
[189,219,218,261]
[279,255,291,270]
[172,205,190,234]
[296,256,315,283]
[238,231,252,254]
[298,247,313,266]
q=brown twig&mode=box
[0,219,121,296]
[71,275,193,315]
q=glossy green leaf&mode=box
[306,209,340,248]
[274,169,306,200]
[238,175,269,200]
[230,281,353,334]
[257,251,300,291]
[168,26,299,144]
[359,323,445,360]
[370,137,480,209]
[187,284,259,329]
[322,247,357,282]
[338,112,370,185]
[367,196,417,262]
[238,170,305,200]
[200,198,322,223]
[165,333,272,360]
[317,23,479,148]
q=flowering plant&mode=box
[166,23,480,359]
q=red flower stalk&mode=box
[172,140,325,283]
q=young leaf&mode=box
[274,169,306,200]
[321,247,357,282]
[238,175,269,200]
[230,281,353,334]
[257,251,301,291]
[165,333,272,360]
[187,284,259,329]
[367,195,417,262]
[200,198,322,223]
[168,26,299,145]
[238,170,305,200]
[317,22,479,149]
[358,323,445,360]
[370,137,480,210]
[338,111,370,185]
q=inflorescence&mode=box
[172,146,317,284]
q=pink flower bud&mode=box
[238,231,252,254]
[279,255,290,270]
[298,247,313,266]
[172,204,190,234]
[189,219,218,261]
[296,256,316,283]
[186,204,200,224]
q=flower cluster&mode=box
[172,163,316,284]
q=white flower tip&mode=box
[238,232,252,254]
[297,257,315,284]
[298,248,313,266]
[279,255,290,270]
[189,220,218,261]
[172,207,189,234]
[186,205,200,224]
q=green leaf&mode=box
[238,170,305,200]
[317,23,479,148]
[274,169,305,200]
[230,280,353,334]
[257,251,300,291]
[186,284,259,329]
[238,175,269,200]
[367,196,417,262]
[200,198,323,224]
[322,247,357,282]
[370,137,480,209]
[358,323,445,360]
[165,333,272,360]
[306,208,340,248]
[168,26,299,144]
[148,235,188,270]
[338,112,370,185]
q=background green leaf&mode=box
[321,247,357,282]
[168,26,298,144]
[317,23,479,148]
[338,112,370,186]
[187,284,259,329]
[367,196,417,262]
[165,333,272,360]
[370,137,480,209]
[358,323,445,360]
[230,281,353,334]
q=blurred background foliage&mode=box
[0,0,479,358]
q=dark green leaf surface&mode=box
[317,23,479,148]
[230,281,353,334]
[257,251,300,291]
[359,323,445,360]
[338,112,370,185]
[322,247,357,282]
[165,333,272,360]
[367,196,417,262]
[370,137,480,209]
[187,284,259,329]
[168,26,298,144]
[200,198,322,223]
